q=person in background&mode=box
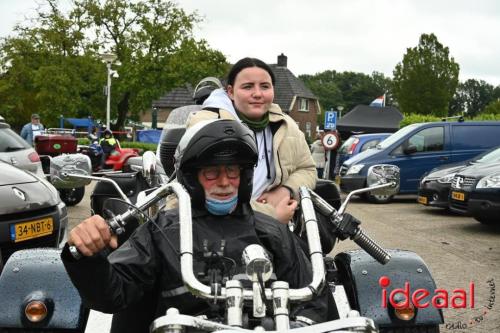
[20,113,45,146]
[99,129,119,168]
[310,133,327,178]
[186,57,317,224]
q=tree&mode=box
[449,79,494,117]
[483,100,500,115]
[0,0,227,129]
[392,33,460,117]
[300,70,392,126]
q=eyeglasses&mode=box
[200,165,241,180]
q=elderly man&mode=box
[61,119,328,333]
[20,113,45,146]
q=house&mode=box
[146,54,320,139]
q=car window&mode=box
[0,128,31,152]
[360,139,381,152]
[393,126,444,154]
[476,147,500,163]
[338,137,356,154]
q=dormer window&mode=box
[299,98,309,112]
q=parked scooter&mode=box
[0,154,443,332]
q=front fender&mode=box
[0,248,87,330]
[334,249,444,328]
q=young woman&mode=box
[186,57,316,223]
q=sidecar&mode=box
[0,248,88,332]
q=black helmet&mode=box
[192,77,223,105]
[175,119,257,209]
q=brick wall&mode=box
[288,97,318,141]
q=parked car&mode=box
[339,121,500,203]
[418,145,500,208]
[336,133,390,169]
[449,162,500,225]
[0,161,68,268]
[0,122,44,177]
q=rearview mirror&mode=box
[366,164,400,196]
[50,154,92,189]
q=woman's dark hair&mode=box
[227,57,276,87]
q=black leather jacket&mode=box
[62,204,328,333]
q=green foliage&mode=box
[392,33,460,117]
[449,79,495,117]
[0,0,227,129]
[120,141,157,153]
[300,70,392,125]
[480,99,500,116]
[399,113,442,128]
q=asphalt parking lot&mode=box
[68,190,499,333]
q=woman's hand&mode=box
[258,186,297,224]
[68,215,118,257]
[274,196,298,224]
[257,186,292,207]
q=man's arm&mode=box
[61,219,159,313]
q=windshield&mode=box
[377,123,421,149]
[0,128,31,152]
[475,147,500,163]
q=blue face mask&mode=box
[205,194,238,215]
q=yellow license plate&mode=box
[10,217,54,243]
[335,175,341,185]
[451,191,465,201]
[417,196,428,205]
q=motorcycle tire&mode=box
[59,187,85,206]
[380,325,439,333]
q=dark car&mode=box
[418,146,500,208]
[336,133,391,170]
[449,162,500,225]
[0,161,67,268]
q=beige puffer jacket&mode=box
[185,103,317,219]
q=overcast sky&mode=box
[2,0,499,86]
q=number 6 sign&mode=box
[322,132,340,150]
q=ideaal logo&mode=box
[379,276,475,309]
[378,276,496,330]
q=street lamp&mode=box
[336,105,344,118]
[100,53,118,129]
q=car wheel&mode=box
[367,192,394,204]
[379,325,439,333]
[474,217,496,225]
[59,187,85,206]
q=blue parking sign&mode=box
[324,111,337,130]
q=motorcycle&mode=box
[0,153,443,332]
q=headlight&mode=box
[346,164,364,175]
[437,173,456,184]
[476,173,500,189]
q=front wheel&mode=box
[367,192,394,204]
[379,325,440,333]
[59,187,85,206]
[475,216,496,225]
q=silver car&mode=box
[0,122,44,177]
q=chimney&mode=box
[277,53,287,67]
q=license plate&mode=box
[417,196,428,205]
[451,191,465,201]
[10,217,54,243]
[335,175,341,185]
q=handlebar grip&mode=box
[352,228,391,265]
